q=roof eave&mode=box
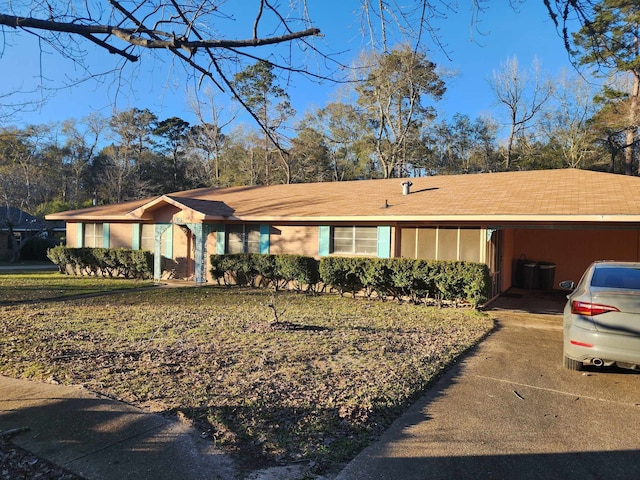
[45,213,139,222]
[209,214,640,224]
[43,213,640,224]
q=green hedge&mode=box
[47,246,153,279]
[210,253,320,291]
[211,254,491,306]
[275,254,320,291]
[319,257,491,306]
[318,256,363,297]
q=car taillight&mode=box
[571,300,620,316]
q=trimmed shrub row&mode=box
[319,257,491,306]
[211,254,491,306]
[210,253,320,291]
[47,246,153,279]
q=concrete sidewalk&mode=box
[335,307,640,480]
[0,376,237,480]
[0,263,58,271]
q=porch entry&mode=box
[153,223,216,284]
[399,226,486,263]
[398,226,503,297]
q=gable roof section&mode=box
[127,195,235,221]
[1,206,48,231]
[46,197,151,222]
[46,169,640,224]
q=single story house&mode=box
[0,207,53,261]
[46,169,640,298]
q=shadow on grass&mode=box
[0,284,157,306]
[179,332,499,474]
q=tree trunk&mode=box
[632,71,640,175]
[505,123,516,170]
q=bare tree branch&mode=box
[80,33,137,62]
[0,13,321,56]
[0,0,506,144]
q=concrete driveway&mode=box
[336,292,640,480]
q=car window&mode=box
[591,267,640,289]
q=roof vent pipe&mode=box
[401,181,413,195]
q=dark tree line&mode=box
[1,1,638,219]
[0,56,633,220]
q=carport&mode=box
[501,225,640,291]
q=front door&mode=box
[174,225,195,280]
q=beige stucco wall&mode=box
[269,225,319,257]
[65,223,79,247]
[170,224,194,280]
[109,223,133,248]
[205,229,217,283]
[154,204,184,223]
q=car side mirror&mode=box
[559,280,575,290]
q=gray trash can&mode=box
[513,256,528,288]
[538,262,556,290]
[522,262,539,289]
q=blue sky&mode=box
[0,1,585,134]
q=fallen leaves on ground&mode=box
[0,286,493,473]
[1,435,82,480]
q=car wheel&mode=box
[564,355,583,371]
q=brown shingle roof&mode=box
[46,169,640,223]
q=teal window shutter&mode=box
[216,225,226,254]
[259,224,270,254]
[77,223,84,247]
[164,225,173,256]
[103,223,110,248]
[318,226,330,257]
[132,224,141,250]
[377,226,391,258]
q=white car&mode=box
[562,261,640,371]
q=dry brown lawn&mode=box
[0,276,493,473]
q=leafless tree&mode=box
[0,1,493,137]
[537,71,598,169]
[355,46,446,178]
[61,114,106,208]
[185,88,236,187]
[0,1,323,142]
[489,56,553,170]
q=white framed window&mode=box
[227,225,261,254]
[140,224,155,251]
[83,223,103,248]
[332,226,377,255]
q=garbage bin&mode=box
[522,262,539,289]
[538,262,556,290]
[513,256,528,288]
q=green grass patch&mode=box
[0,286,493,473]
[0,271,153,303]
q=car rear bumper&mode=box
[564,326,640,367]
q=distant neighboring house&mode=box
[46,169,640,299]
[0,207,52,261]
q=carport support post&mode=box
[187,223,216,285]
[153,223,173,283]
